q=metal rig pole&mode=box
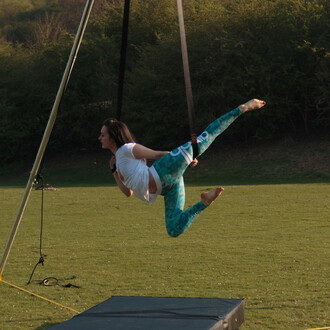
[0,0,95,279]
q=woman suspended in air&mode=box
[99,99,266,237]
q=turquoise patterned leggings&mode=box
[153,107,242,237]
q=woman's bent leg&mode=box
[164,176,206,237]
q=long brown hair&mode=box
[103,118,136,148]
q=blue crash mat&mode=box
[52,296,244,330]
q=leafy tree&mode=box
[0,0,329,165]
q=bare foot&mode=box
[201,187,224,207]
[239,99,266,113]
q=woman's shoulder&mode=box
[117,143,136,156]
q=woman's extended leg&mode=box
[153,107,243,184]
[197,99,266,157]
[153,99,266,178]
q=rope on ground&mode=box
[306,327,330,330]
[0,276,80,314]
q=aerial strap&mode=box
[176,0,198,160]
[116,0,131,120]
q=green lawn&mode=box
[0,140,329,329]
[0,183,329,329]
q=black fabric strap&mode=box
[116,0,131,120]
[111,163,117,173]
[191,133,198,160]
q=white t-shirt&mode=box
[115,143,161,204]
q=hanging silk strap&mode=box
[116,0,131,120]
[177,0,198,160]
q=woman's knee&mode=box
[166,224,183,238]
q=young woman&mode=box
[99,99,266,237]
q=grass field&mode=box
[0,140,329,329]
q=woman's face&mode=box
[99,125,112,150]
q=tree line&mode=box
[0,0,329,165]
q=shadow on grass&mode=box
[1,139,329,188]
[245,306,300,310]
[2,321,59,330]
[35,322,62,329]
[1,170,329,188]
[1,162,329,189]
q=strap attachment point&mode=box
[191,133,198,161]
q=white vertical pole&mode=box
[0,0,95,278]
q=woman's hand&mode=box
[110,155,133,197]
[189,158,198,168]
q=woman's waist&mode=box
[149,166,162,195]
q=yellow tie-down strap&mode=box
[0,275,80,314]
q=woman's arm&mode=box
[132,144,169,160]
[133,143,199,167]
[113,172,133,197]
[110,157,133,197]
